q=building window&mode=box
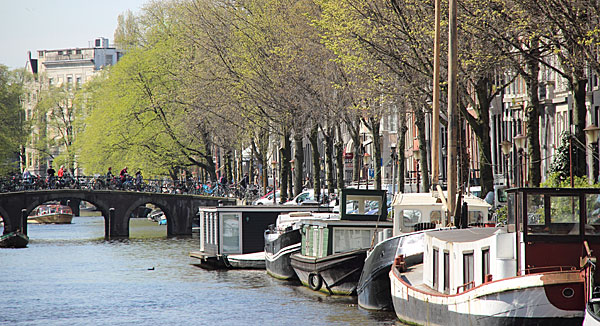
[76,77,82,89]
[58,50,63,55]
[463,252,474,290]
[443,251,450,293]
[105,54,113,65]
[38,51,44,57]
[432,248,439,289]
[49,78,53,86]
[482,248,490,283]
[76,49,81,55]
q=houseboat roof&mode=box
[392,192,491,210]
[427,227,505,243]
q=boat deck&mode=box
[399,263,441,294]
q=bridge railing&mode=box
[0,175,262,201]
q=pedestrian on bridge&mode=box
[120,167,128,182]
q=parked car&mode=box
[283,189,337,205]
[253,190,280,205]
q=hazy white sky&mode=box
[0,0,148,69]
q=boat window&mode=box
[482,248,490,283]
[463,252,474,290]
[527,194,580,235]
[432,248,439,290]
[586,194,600,235]
[221,213,241,254]
[430,210,442,224]
[332,228,372,254]
[443,251,450,293]
[346,195,383,216]
[403,209,422,227]
[497,188,507,203]
[507,192,516,231]
[468,211,485,225]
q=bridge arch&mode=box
[0,205,12,231]
[0,189,231,238]
[24,197,109,221]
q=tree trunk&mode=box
[572,77,587,178]
[225,150,233,185]
[293,132,304,196]
[336,124,344,193]
[280,129,291,203]
[200,131,216,182]
[414,109,430,192]
[474,77,495,197]
[398,114,408,192]
[324,125,335,194]
[370,117,383,190]
[309,124,321,201]
[525,43,542,187]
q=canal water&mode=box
[0,213,399,325]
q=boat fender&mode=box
[394,255,406,272]
[308,273,322,291]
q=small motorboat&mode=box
[28,204,73,224]
[0,230,29,248]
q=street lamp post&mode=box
[271,160,277,204]
[500,140,512,188]
[585,124,600,184]
[514,134,527,187]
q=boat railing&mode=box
[456,281,475,294]
[522,265,578,275]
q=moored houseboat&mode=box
[357,192,491,311]
[264,211,338,280]
[290,189,392,295]
[190,205,331,269]
[389,187,600,325]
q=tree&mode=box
[0,65,28,175]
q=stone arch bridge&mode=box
[0,189,234,238]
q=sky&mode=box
[0,0,149,69]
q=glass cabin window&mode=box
[482,248,490,283]
[586,194,600,234]
[333,228,372,254]
[443,251,450,293]
[463,252,474,290]
[403,209,422,227]
[433,248,439,290]
[527,194,580,235]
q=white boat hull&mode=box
[390,268,584,325]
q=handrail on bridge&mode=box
[0,175,261,201]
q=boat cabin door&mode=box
[220,212,242,255]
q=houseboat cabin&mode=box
[190,205,331,269]
[391,192,491,235]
